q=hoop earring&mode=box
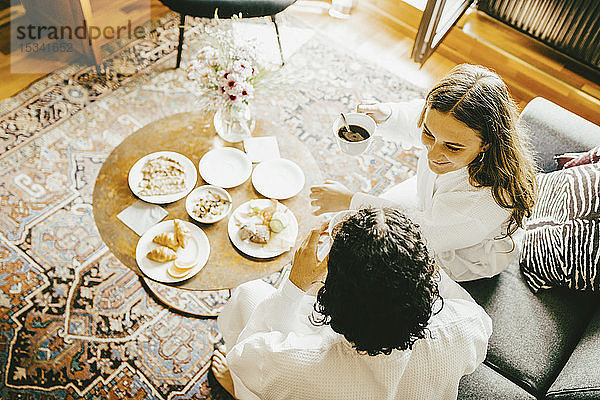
[477,151,486,163]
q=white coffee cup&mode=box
[332,113,376,156]
[316,210,356,262]
[327,209,356,237]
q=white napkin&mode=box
[116,200,169,236]
[243,136,280,163]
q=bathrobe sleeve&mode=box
[349,188,510,253]
[376,99,426,150]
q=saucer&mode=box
[198,147,252,188]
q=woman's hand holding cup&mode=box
[356,100,392,124]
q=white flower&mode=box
[199,46,218,63]
[222,88,241,104]
[218,71,243,91]
[233,59,253,77]
[237,82,254,99]
[183,14,272,110]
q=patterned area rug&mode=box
[0,12,424,399]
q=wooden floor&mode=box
[287,0,600,124]
[0,0,166,100]
[1,0,599,125]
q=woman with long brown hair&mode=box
[311,64,537,281]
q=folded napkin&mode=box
[243,136,280,163]
[116,200,169,236]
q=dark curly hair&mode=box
[312,208,442,356]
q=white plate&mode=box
[198,147,252,188]
[251,158,305,199]
[185,185,233,224]
[135,220,210,283]
[128,151,197,204]
[228,199,299,258]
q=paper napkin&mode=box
[243,136,280,163]
[116,200,169,236]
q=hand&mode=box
[289,223,329,292]
[356,101,392,124]
[310,180,354,215]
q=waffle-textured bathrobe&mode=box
[217,270,492,400]
[350,99,524,281]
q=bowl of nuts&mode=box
[185,185,233,224]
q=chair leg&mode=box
[270,15,284,66]
[176,13,186,69]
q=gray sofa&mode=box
[457,97,600,399]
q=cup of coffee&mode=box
[316,210,356,262]
[332,113,376,156]
[327,209,356,237]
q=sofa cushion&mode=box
[554,145,600,170]
[519,97,600,172]
[458,363,535,400]
[460,261,600,396]
[563,145,600,169]
[546,309,600,399]
[520,163,600,292]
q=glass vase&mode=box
[213,104,256,143]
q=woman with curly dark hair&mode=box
[213,208,492,399]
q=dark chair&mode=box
[158,0,297,68]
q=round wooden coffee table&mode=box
[93,111,323,296]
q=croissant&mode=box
[153,232,179,250]
[146,246,177,262]
[174,219,192,248]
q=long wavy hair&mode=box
[418,64,537,235]
[312,208,442,356]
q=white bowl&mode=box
[185,185,233,224]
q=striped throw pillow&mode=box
[520,163,600,292]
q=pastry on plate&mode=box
[240,223,271,244]
[146,246,177,262]
[174,219,192,248]
[152,232,179,251]
[138,155,186,196]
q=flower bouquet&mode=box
[185,16,273,142]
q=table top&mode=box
[92,111,323,290]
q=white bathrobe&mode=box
[218,270,492,400]
[350,100,524,281]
